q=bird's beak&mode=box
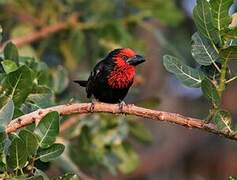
[127,55,146,66]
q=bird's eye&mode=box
[121,55,128,61]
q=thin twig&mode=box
[5,102,237,141]
[0,14,79,51]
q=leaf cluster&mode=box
[163,0,237,133]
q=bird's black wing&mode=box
[86,59,113,98]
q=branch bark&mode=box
[5,102,237,141]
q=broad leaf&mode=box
[37,143,65,162]
[163,55,205,87]
[220,46,237,60]
[201,78,220,107]
[19,129,39,157]
[0,126,6,153]
[113,143,139,174]
[1,60,18,74]
[35,111,59,148]
[191,32,219,66]
[0,65,33,107]
[6,134,27,170]
[54,173,79,180]
[210,0,233,32]
[52,66,69,94]
[129,122,152,144]
[0,99,14,127]
[193,0,220,44]
[3,42,19,64]
[214,110,232,131]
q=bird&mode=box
[74,48,145,104]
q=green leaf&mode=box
[35,112,59,148]
[6,134,27,170]
[53,173,79,180]
[210,0,233,32]
[0,65,33,107]
[0,99,14,127]
[52,66,69,94]
[214,110,232,131]
[3,42,19,64]
[37,143,65,162]
[191,32,219,66]
[1,60,18,74]
[33,168,49,180]
[163,55,205,87]
[19,129,39,157]
[201,78,220,107]
[113,143,139,174]
[0,126,6,153]
[193,0,220,44]
[220,46,237,60]
[129,122,152,144]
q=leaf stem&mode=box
[226,75,237,84]
[218,58,228,97]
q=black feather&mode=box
[73,80,88,87]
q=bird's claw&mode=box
[89,101,95,112]
[118,101,126,113]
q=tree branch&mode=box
[5,102,237,141]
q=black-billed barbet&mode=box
[74,48,145,103]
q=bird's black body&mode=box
[74,48,145,103]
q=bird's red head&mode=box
[109,48,145,67]
[107,48,145,89]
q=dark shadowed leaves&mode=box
[3,42,19,64]
[220,46,237,60]
[35,112,59,148]
[6,134,27,170]
[163,55,205,87]
[19,129,39,157]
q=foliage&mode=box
[163,0,237,132]
[0,0,185,178]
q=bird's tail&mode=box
[74,80,88,87]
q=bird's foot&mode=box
[89,101,96,112]
[118,101,126,113]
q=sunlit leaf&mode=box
[37,143,65,162]
[193,0,220,44]
[0,99,14,127]
[163,55,205,87]
[1,60,18,74]
[35,112,59,148]
[201,78,220,107]
[113,143,139,174]
[191,32,219,66]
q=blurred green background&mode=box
[1,0,237,179]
